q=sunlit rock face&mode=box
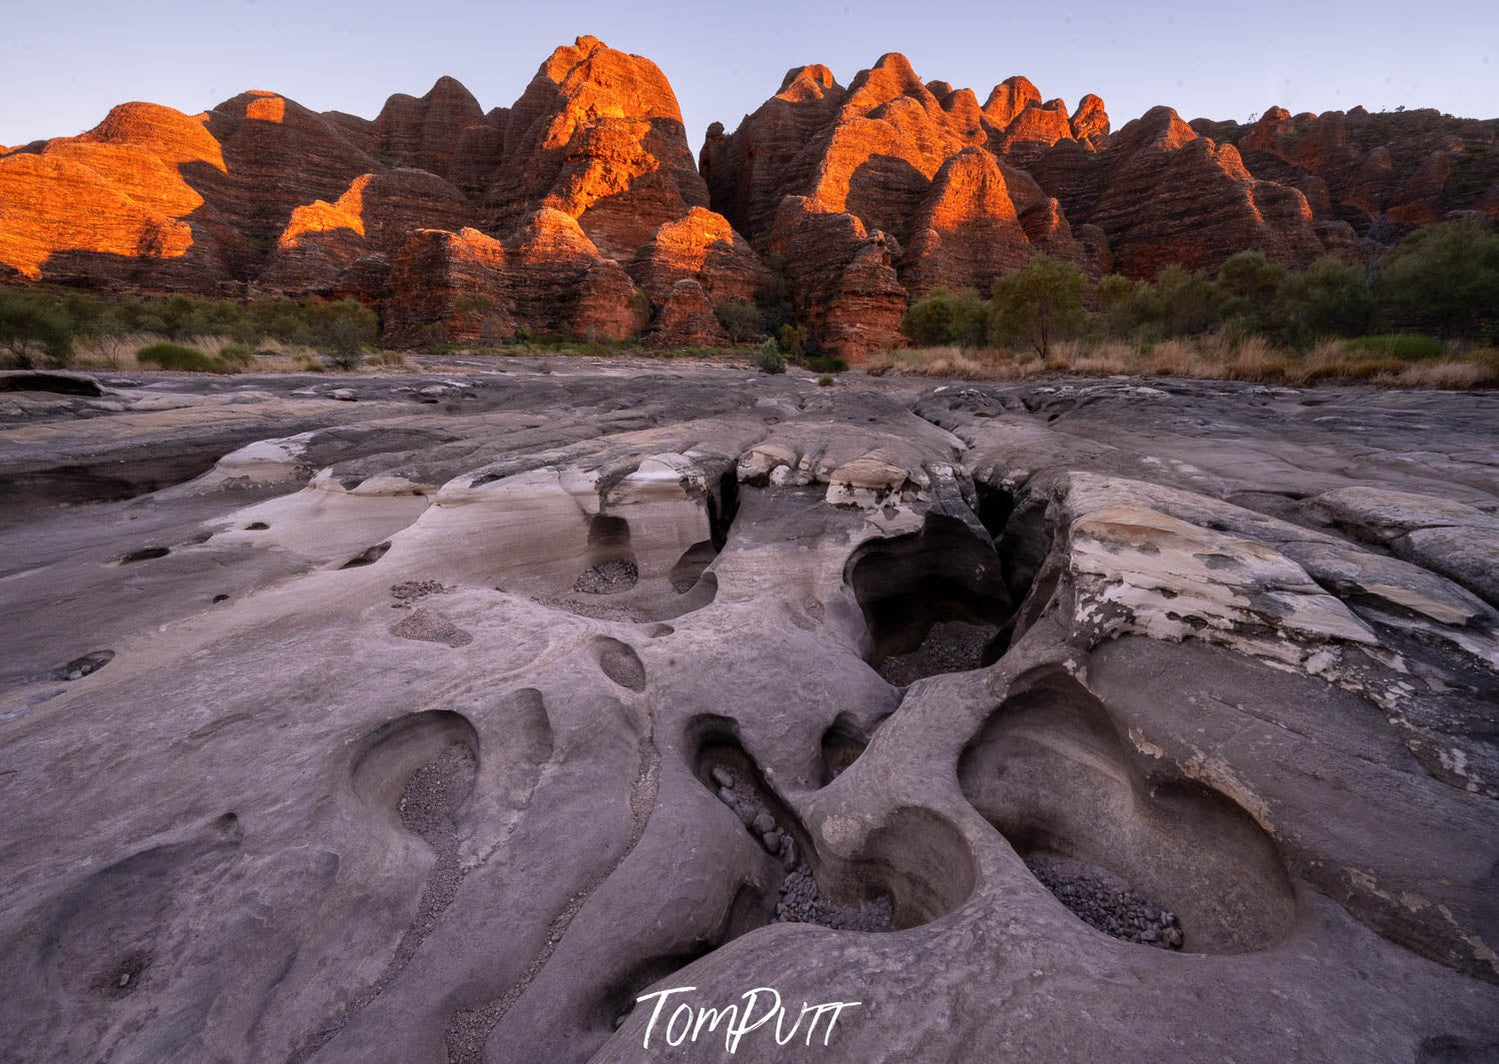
[480,35,712,262]
[383,212,645,345]
[1,38,1495,353]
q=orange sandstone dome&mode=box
[0,37,1495,358]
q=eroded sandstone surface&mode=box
[0,365,1496,1063]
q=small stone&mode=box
[710,766,735,788]
[118,972,130,988]
[752,811,776,834]
[781,838,797,869]
[761,831,781,854]
[716,787,735,806]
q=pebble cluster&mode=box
[573,559,639,595]
[877,620,999,686]
[389,580,455,608]
[1027,855,1184,950]
[710,764,894,932]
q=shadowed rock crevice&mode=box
[544,468,736,622]
[574,513,639,594]
[339,541,391,569]
[602,884,768,1035]
[689,722,973,934]
[846,512,1015,684]
[818,713,874,786]
[959,670,1296,954]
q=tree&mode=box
[1095,274,1149,338]
[1153,264,1225,336]
[715,299,765,343]
[1216,251,1287,334]
[988,255,1087,358]
[1376,221,1499,342]
[0,289,74,369]
[1279,255,1374,343]
[901,288,988,347]
[80,308,130,368]
[306,299,378,370]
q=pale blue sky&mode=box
[1,0,1494,151]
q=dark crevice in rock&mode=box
[50,649,115,681]
[818,713,873,786]
[688,722,973,936]
[339,541,391,569]
[845,512,1013,684]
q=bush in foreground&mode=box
[753,341,786,374]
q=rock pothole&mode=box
[692,730,973,935]
[50,649,114,681]
[704,752,893,932]
[818,715,872,786]
[1025,855,1183,951]
[117,546,170,564]
[960,670,1296,954]
[350,710,480,827]
[846,513,1013,684]
[593,637,646,692]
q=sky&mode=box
[1,0,1494,150]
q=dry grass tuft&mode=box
[866,336,1497,390]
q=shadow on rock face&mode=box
[846,512,1014,684]
[339,541,391,569]
[547,469,738,624]
[818,712,873,787]
[959,668,1297,954]
[686,715,976,935]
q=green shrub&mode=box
[137,342,235,373]
[628,290,654,333]
[1278,255,1374,345]
[217,343,255,369]
[304,298,377,369]
[1376,220,1499,341]
[989,255,1087,358]
[775,323,808,359]
[902,288,988,346]
[1153,265,1225,336]
[804,355,848,373]
[1344,334,1445,361]
[715,299,765,343]
[818,373,835,387]
[754,341,786,374]
[0,288,74,368]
